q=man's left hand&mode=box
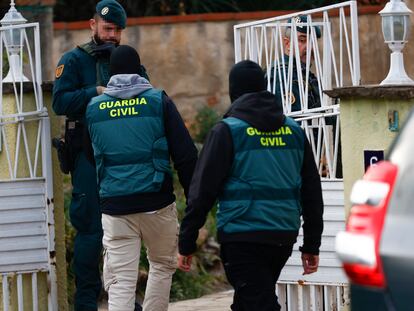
[177,254,193,272]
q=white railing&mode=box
[296,111,341,179]
[0,22,57,311]
[1,272,45,311]
[276,283,349,311]
[234,1,359,180]
[234,1,360,94]
[0,23,46,180]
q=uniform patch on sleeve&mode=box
[55,64,64,79]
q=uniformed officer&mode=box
[267,15,322,112]
[52,1,139,310]
[178,60,324,311]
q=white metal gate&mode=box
[0,18,57,311]
[234,1,361,309]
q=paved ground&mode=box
[169,290,233,311]
[98,290,233,311]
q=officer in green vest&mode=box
[178,60,324,311]
[85,45,197,311]
[266,15,322,112]
[52,1,147,310]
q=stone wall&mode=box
[53,19,237,124]
[51,5,414,123]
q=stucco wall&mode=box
[340,94,414,212]
[51,6,414,123]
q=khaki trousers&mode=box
[102,203,179,311]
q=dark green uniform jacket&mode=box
[53,41,111,118]
[179,90,324,256]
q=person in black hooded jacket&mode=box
[177,60,324,311]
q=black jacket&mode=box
[179,90,324,255]
[84,93,198,215]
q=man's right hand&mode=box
[301,253,319,275]
[177,254,193,272]
[97,86,106,95]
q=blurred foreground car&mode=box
[335,110,414,311]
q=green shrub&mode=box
[190,106,221,143]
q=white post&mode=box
[350,0,360,85]
[32,273,38,311]
[41,112,58,311]
[234,26,241,63]
[2,274,9,311]
[17,274,23,311]
[250,26,258,62]
[322,13,332,107]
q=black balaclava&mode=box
[229,60,266,103]
[109,45,141,76]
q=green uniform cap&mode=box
[96,0,127,29]
[288,15,321,39]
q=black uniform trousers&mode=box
[220,242,293,311]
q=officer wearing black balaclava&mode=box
[178,60,324,311]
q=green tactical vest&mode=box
[218,116,305,234]
[86,88,171,198]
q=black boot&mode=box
[134,302,143,311]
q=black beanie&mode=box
[109,45,141,76]
[229,60,266,102]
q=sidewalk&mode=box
[169,290,233,311]
[98,290,233,311]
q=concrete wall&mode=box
[52,20,237,125]
[50,8,406,123]
[51,5,414,123]
[338,89,414,213]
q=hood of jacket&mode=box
[224,90,285,132]
[104,74,153,99]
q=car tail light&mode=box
[336,161,398,288]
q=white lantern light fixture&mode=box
[1,0,29,83]
[379,0,414,85]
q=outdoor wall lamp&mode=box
[379,0,414,85]
[1,0,29,83]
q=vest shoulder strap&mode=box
[77,42,95,57]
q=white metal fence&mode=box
[276,282,349,311]
[296,111,341,180]
[234,1,360,309]
[234,0,360,97]
[234,0,360,180]
[0,22,57,311]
